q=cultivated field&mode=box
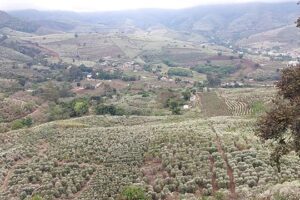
[0,114,299,200]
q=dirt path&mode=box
[209,155,218,194]
[210,124,237,199]
[72,167,98,200]
[141,158,168,187]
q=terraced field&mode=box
[198,92,231,117]
[0,115,299,200]
[218,88,275,116]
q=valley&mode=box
[0,1,299,200]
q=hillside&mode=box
[0,2,299,200]
[0,11,39,33]
[9,2,299,41]
[0,114,300,200]
[237,25,300,53]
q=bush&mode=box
[120,186,149,200]
[121,74,140,82]
[168,68,193,77]
[168,99,181,115]
[11,117,33,130]
[74,101,89,116]
[163,60,176,67]
[95,104,125,116]
[192,65,238,77]
[31,195,43,200]
[96,69,123,80]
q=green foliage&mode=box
[163,60,176,67]
[31,195,43,200]
[121,74,140,82]
[11,120,25,130]
[11,117,33,130]
[74,101,89,117]
[168,99,181,115]
[143,64,152,72]
[48,98,90,120]
[97,69,123,80]
[256,65,300,171]
[215,191,226,200]
[42,82,60,102]
[207,73,221,87]
[192,65,238,77]
[48,104,69,121]
[120,186,149,200]
[78,64,93,73]
[95,104,125,116]
[168,67,193,77]
[251,101,266,115]
[138,91,150,97]
[182,90,191,101]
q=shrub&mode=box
[11,117,33,130]
[31,195,43,200]
[192,65,237,77]
[73,101,89,116]
[168,99,181,115]
[95,104,126,116]
[168,68,193,77]
[215,191,226,200]
[120,186,149,200]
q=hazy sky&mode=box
[0,0,297,12]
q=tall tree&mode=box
[256,11,300,171]
[256,66,300,171]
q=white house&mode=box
[183,105,190,110]
[287,61,300,67]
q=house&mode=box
[287,61,300,67]
[87,74,93,79]
[183,105,190,110]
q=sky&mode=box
[0,0,297,12]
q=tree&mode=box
[42,82,60,102]
[11,117,33,130]
[207,73,221,87]
[48,103,70,121]
[256,11,300,171]
[256,65,300,171]
[74,101,89,116]
[182,90,191,101]
[169,99,181,115]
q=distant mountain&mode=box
[8,2,300,41]
[0,10,39,33]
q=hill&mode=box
[9,2,300,41]
[0,114,300,199]
[0,10,39,33]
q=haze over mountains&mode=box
[3,2,299,41]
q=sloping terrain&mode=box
[0,115,300,200]
[237,25,300,51]
[9,2,299,41]
[0,11,39,33]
